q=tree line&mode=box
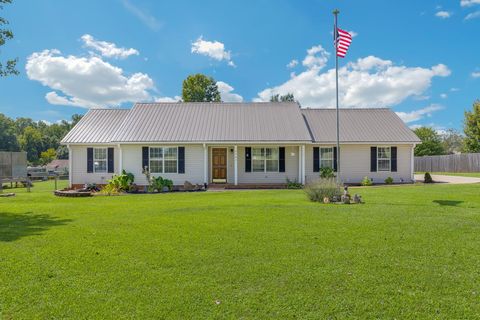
[0,114,83,164]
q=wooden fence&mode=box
[415,153,480,173]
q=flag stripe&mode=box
[335,27,352,58]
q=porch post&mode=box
[118,144,123,174]
[234,145,238,185]
[411,144,416,182]
[298,145,302,183]
[203,143,208,184]
[67,145,72,188]
[301,145,306,184]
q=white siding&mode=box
[305,144,414,184]
[71,145,119,185]
[121,144,204,186]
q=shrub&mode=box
[108,170,134,191]
[361,176,373,186]
[100,183,120,196]
[320,167,335,179]
[286,178,302,189]
[384,177,394,184]
[424,172,434,183]
[149,176,174,192]
[304,179,342,202]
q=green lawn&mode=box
[416,172,480,178]
[1,181,480,319]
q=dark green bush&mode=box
[320,167,336,179]
[384,177,394,184]
[424,172,434,183]
[286,178,302,189]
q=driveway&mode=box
[414,174,480,184]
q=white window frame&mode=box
[319,147,334,169]
[252,147,279,173]
[149,147,178,174]
[93,147,108,173]
[377,146,391,172]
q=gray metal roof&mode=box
[111,102,312,142]
[61,109,129,144]
[301,108,420,143]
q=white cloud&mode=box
[255,49,451,108]
[287,59,298,68]
[396,104,444,123]
[465,10,480,19]
[302,45,330,70]
[461,0,480,7]
[191,36,235,67]
[122,0,162,31]
[81,34,139,59]
[440,93,448,99]
[155,96,182,103]
[435,11,452,18]
[217,81,243,102]
[450,87,460,92]
[472,71,480,78]
[26,49,154,108]
[348,30,358,37]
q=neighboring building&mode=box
[61,102,420,188]
[46,159,69,174]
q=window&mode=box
[252,147,279,172]
[149,147,178,173]
[320,147,334,169]
[377,146,391,171]
[93,148,107,173]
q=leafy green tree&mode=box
[0,113,18,151]
[56,145,69,159]
[440,128,464,154]
[463,100,480,153]
[413,127,445,156]
[19,126,44,163]
[270,93,295,102]
[0,0,18,77]
[182,74,221,102]
[40,148,56,165]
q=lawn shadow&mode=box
[433,200,463,207]
[0,212,72,242]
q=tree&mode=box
[270,93,295,102]
[413,127,445,156]
[463,100,480,153]
[182,74,221,102]
[0,113,18,151]
[40,148,56,165]
[19,126,44,163]
[0,0,18,77]
[440,128,464,154]
[56,145,69,159]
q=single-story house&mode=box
[61,102,420,188]
[46,159,69,174]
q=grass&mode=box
[1,181,480,318]
[416,172,480,178]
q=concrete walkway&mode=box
[414,174,480,184]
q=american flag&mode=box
[335,28,352,58]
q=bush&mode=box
[304,179,342,202]
[361,176,373,186]
[149,176,174,192]
[424,172,434,183]
[108,170,134,192]
[100,183,120,196]
[286,178,302,189]
[384,177,394,184]
[320,167,335,179]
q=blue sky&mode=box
[1,0,479,131]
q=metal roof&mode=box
[301,108,421,143]
[111,102,312,142]
[61,109,129,144]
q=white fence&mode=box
[415,153,480,172]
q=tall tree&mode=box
[413,127,445,156]
[441,128,464,154]
[0,113,18,151]
[182,74,221,102]
[463,100,480,153]
[270,93,295,102]
[19,126,44,163]
[0,0,18,77]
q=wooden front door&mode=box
[212,148,227,183]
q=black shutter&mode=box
[178,147,185,174]
[391,146,397,172]
[279,147,285,172]
[245,147,251,172]
[87,148,93,173]
[313,147,320,172]
[107,148,114,173]
[371,147,377,172]
[142,147,149,170]
[333,147,338,172]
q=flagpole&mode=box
[333,9,340,184]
